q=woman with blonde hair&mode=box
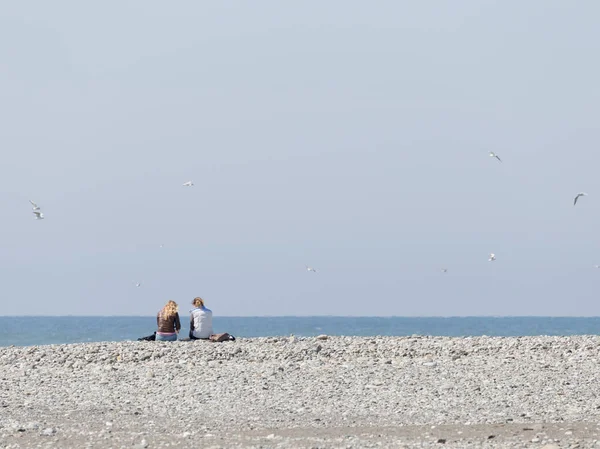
[156,300,181,341]
[189,297,213,340]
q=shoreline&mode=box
[3,332,600,349]
[1,336,600,448]
[2,316,600,348]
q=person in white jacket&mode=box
[189,297,213,340]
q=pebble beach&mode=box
[1,336,600,448]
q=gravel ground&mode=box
[1,335,600,448]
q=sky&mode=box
[2,1,600,316]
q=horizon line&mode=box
[1,315,600,319]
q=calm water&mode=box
[0,316,599,347]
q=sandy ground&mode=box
[2,420,600,448]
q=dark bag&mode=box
[209,332,235,342]
[137,332,156,341]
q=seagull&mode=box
[441,268,448,273]
[134,281,141,288]
[488,253,496,262]
[305,265,318,273]
[29,200,40,211]
[33,211,44,220]
[489,152,502,163]
[159,244,164,248]
[183,181,194,187]
[574,192,587,206]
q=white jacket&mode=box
[190,307,213,339]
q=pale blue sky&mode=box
[2,1,600,316]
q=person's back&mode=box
[189,297,213,339]
[156,300,181,342]
[157,312,180,334]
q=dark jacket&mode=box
[157,312,181,334]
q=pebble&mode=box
[25,422,40,430]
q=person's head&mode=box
[192,297,205,308]
[161,300,178,319]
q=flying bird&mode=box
[29,200,40,211]
[183,181,194,187]
[305,265,318,273]
[33,211,44,220]
[574,192,587,206]
[489,152,502,163]
[134,281,141,288]
[488,253,496,262]
[441,268,448,273]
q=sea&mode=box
[1,316,599,347]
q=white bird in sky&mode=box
[488,253,496,262]
[183,181,194,187]
[489,152,502,163]
[134,281,141,288]
[574,192,587,206]
[441,268,448,273]
[33,211,44,220]
[305,265,318,273]
[29,200,40,211]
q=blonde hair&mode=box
[160,300,178,319]
[192,297,205,308]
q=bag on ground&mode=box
[209,333,235,342]
[137,332,156,341]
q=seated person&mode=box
[189,297,213,340]
[156,300,181,341]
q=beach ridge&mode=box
[1,336,599,448]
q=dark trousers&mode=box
[189,331,208,340]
